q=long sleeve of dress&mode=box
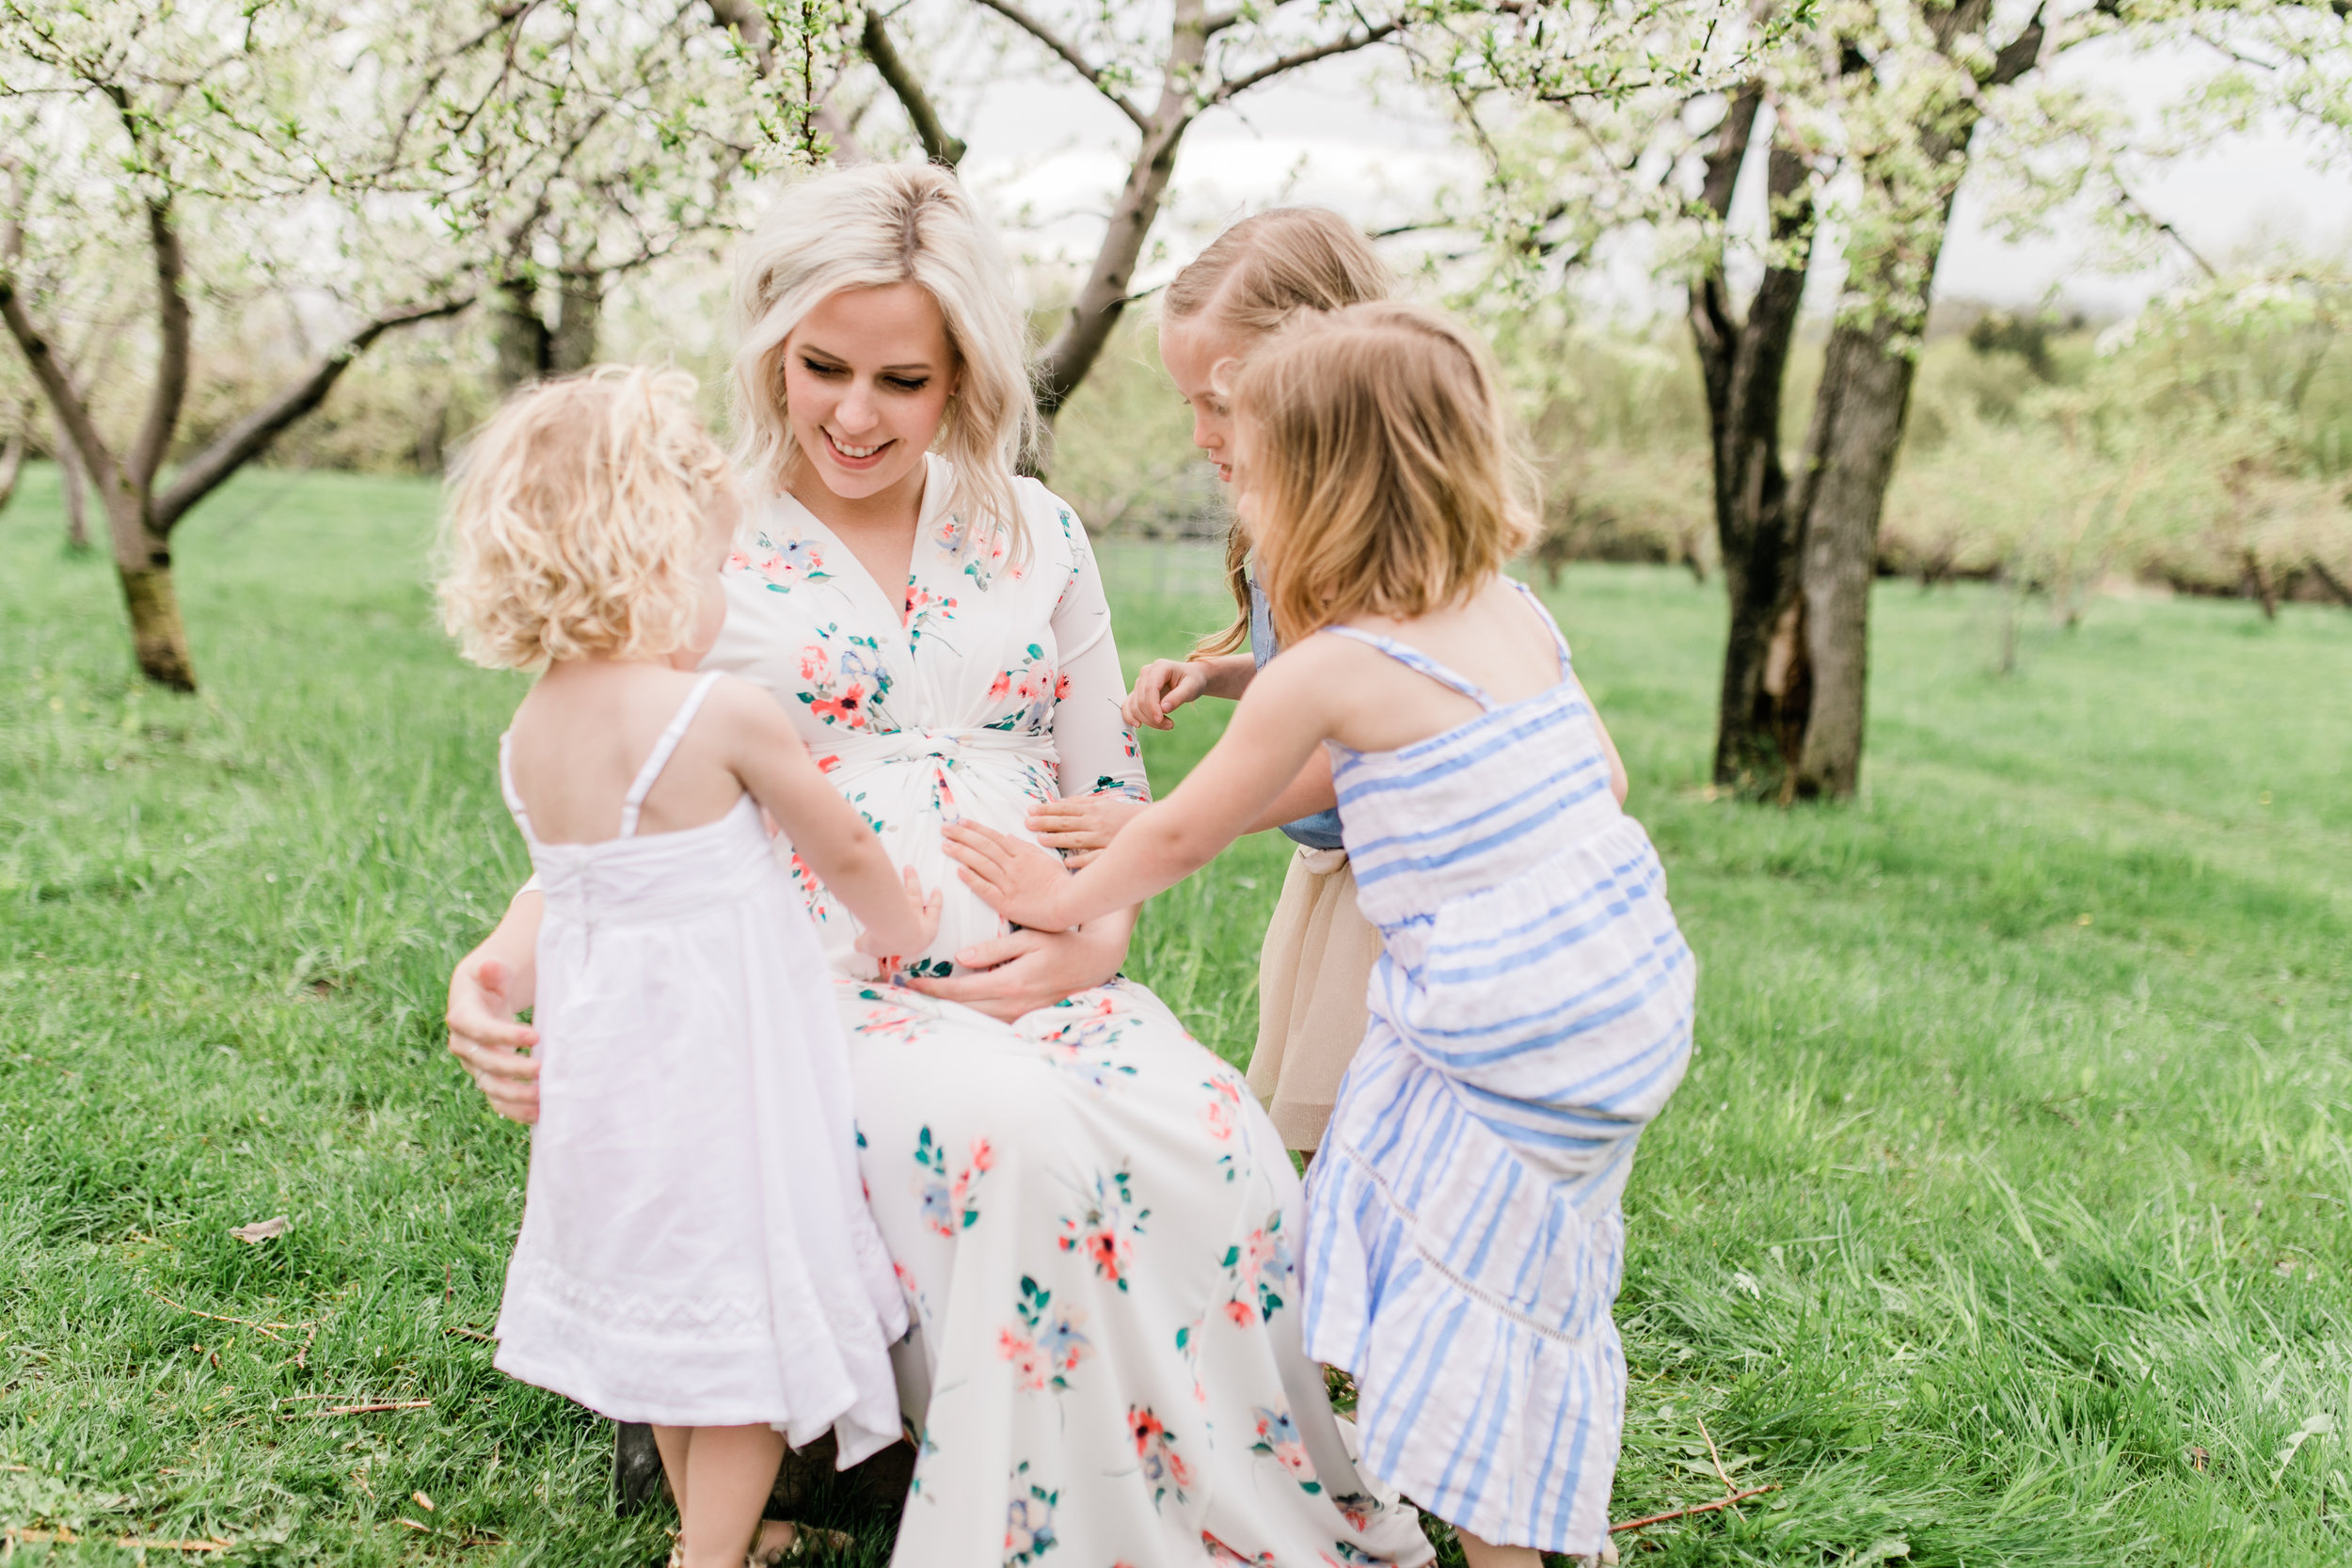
[1049,512,1151,803]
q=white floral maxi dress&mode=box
[704,456,1433,1568]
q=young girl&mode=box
[1027,208,1391,1153]
[438,367,938,1568]
[946,304,1694,1566]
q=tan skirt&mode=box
[1247,846,1383,1151]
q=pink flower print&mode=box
[913,1126,989,1236]
[1004,1275,1088,1393]
[1057,1166,1148,1290]
[997,1327,1050,1391]
[988,670,1011,702]
[1200,1097,1234,1142]
[1128,1405,1193,1511]
[808,685,870,728]
[798,645,830,683]
[725,549,751,573]
[1224,1299,1256,1326]
[1249,1405,1320,1493]
[1054,671,1071,701]
[814,753,841,773]
[1202,1532,1277,1567]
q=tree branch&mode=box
[0,276,124,509]
[968,0,1149,130]
[1206,18,1403,107]
[1985,0,2049,85]
[153,294,474,531]
[128,198,193,494]
[861,8,965,166]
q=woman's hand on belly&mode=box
[901,910,1136,1022]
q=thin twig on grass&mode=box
[1611,1485,1779,1533]
[1694,1413,1737,1495]
[4,1528,231,1553]
[443,1324,496,1344]
[147,1291,314,1345]
[310,1400,432,1417]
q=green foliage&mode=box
[4,467,2350,1564]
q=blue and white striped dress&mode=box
[1300,585,1695,1554]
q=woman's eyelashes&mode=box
[798,357,929,393]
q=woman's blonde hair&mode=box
[1162,208,1392,657]
[1231,301,1538,650]
[733,164,1040,559]
[437,365,733,671]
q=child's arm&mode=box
[712,680,941,957]
[1122,652,1256,731]
[948,649,1334,932]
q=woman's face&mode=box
[1159,313,1254,484]
[780,282,960,505]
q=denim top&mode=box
[1248,577,1345,850]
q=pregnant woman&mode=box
[443,164,1431,1568]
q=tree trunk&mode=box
[1787,311,1922,798]
[549,270,601,375]
[0,426,21,515]
[492,276,549,390]
[97,474,197,689]
[55,413,90,550]
[1689,88,1818,795]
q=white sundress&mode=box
[1301,585,1697,1555]
[491,672,908,1463]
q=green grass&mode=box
[2,463,2348,1565]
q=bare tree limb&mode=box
[1984,0,2049,85]
[154,294,475,530]
[861,7,965,165]
[127,196,192,494]
[968,0,1149,129]
[0,276,124,508]
[1206,18,1404,107]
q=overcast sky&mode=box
[935,26,2351,323]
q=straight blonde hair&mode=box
[1231,302,1539,650]
[1163,208,1392,657]
[438,366,734,671]
[734,164,1040,561]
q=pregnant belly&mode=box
[792,735,1061,979]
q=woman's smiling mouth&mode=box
[824,429,892,466]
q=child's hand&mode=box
[942,821,1077,932]
[1124,659,1208,731]
[1025,794,1150,868]
[855,866,943,962]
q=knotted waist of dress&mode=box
[818,723,1058,791]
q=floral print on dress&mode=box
[999,1275,1089,1394]
[1128,1406,1193,1513]
[903,581,959,645]
[729,530,833,592]
[1219,1209,1293,1326]
[1038,994,1139,1093]
[1250,1405,1322,1494]
[796,624,894,730]
[1005,1464,1058,1566]
[1058,1165,1149,1290]
[914,1126,993,1237]
[1203,1533,1278,1567]
[982,644,1060,735]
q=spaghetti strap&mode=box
[619,671,726,838]
[1322,626,1498,710]
[496,732,535,842]
[1508,578,1574,676]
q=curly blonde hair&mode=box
[437,366,734,671]
[1232,302,1538,650]
[733,164,1040,561]
[1162,208,1392,658]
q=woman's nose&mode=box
[835,384,880,433]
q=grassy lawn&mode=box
[2,463,2348,1565]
